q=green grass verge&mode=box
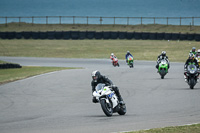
[1,23,200,33]
[0,39,199,62]
[0,66,75,85]
[126,124,200,133]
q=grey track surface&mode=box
[0,57,200,133]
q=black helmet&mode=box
[161,51,166,56]
[92,70,101,82]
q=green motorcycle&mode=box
[158,59,168,79]
[127,56,134,68]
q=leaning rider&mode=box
[110,53,117,65]
[91,70,124,104]
[125,51,133,64]
[156,51,170,69]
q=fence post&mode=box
[180,17,181,26]
[127,17,129,25]
[192,17,194,26]
[154,17,155,24]
[114,17,115,25]
[46,16,48,24]
[87,16,88,25]
[19,17,21,26]
[141,17,142,25]
[73,16,75,24]
[167,17,168,25]
[100,17,103,25]
[59,16,61,24]
[5,17,7,27]
[32,16,34,26]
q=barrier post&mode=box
[19,17,21,26]
[141,17,142,25]
[167,17,168,25]
[127,17,129,25]
[32,16,34,26]
[46,16,48,25]
[180,17,181,26]
[59,16,61,24]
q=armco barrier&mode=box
[87,31,95,39]
[0,31,199,41]
[103,32,110,39]
[118,32,126,39]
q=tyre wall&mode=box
[0,31,199,41]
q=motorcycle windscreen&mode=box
[95,83,105,91]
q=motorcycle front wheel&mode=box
[100,99,113,117]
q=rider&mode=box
[110,53,117,65]
[184,53,199,69]
[125,51,133,64]
[196,49,200,57]
[190,47,196,57]
[184,53,199,82]
[156,51,170,69]
[91,70,124,104]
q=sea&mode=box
[0,0,200,25]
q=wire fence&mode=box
[0,16,200,26]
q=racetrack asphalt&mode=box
[0,57,200,133]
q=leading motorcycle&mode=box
[158,59,169,79]
[184,64,199,89]
[93,83,126,117]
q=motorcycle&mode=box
[158,59,169,79]
[184,64,199,89]
[93,83,126,117]
[127,55,134,68]
[111,57,120,67]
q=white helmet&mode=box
[111,53,114,56]
[198,49,200,53]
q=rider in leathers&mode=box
[184,53,200,82]
[156,51,170,69]
[91,70,124,104]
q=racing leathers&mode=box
[156,55,170,69]
[91,75,124,103]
